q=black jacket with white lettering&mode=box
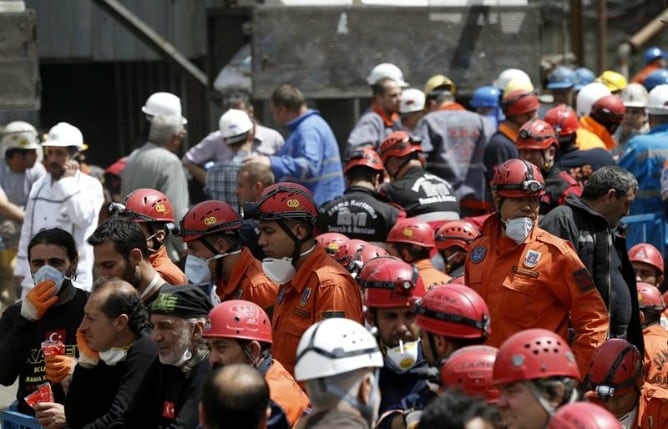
[379,167,459,218]
[319,186,404,242]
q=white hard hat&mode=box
[43,122,84,149]
[576,82,611,117]
[294,318,383,382]
[493,68,532,92]
[646,84,668,115]
[1,121,40,150]
[219,109,253,144]
[142,92,187,125]
[367,63,408,87]
[399,89,426,114]
[622,83,649,108]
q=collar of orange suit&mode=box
[580,116,616,150]
[436,102,466,112]
[498,122,519,142]
[373,103,400,127]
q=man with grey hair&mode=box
[541,165,643,355]
[121,114,189,221]
[112,285,213,428]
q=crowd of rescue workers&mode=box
[3,49,668,429]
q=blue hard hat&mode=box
[644,68,668,92]
[644,46,668,65]
[547,66,576,90]
[470,85,501,108]
[574,67,595,91]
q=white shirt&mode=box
[15,170,104,293]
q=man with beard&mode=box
[202,300,309,429]
[88,217,170,307]
[112,285,213,429]
[15,122,104,294]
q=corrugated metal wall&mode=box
[25,0,211,61]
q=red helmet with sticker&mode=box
[203,300,272,344]
[359,256,426,308]
[435,220,481,252]
[502,89,539,116]
[119,188,175,223]
[379,131,422,164]
[179,200,241,242]
[316,232,350,255]
[387,218,435,249]
[584,338,643,400]
[628,243,664,275]
[547,402,621,429]
[344,147,384,173]
[544,104,579,137]
[440,345,500,403]
[516,119,558,151]
[491,159,545,198]
[242,182,318,224]
[492,329,580,385]
[415,284,490,339]
[333,239,390,275]
[591,95,626,125]
[636,282,666,312]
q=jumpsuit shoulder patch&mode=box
[471,246,487,264]
[572,268,596,293]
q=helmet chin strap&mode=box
[276,219,310,266]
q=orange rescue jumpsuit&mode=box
[465,216,609,375]
[586,383,668,428]
[575,127,607,151]
[271,245,364,375]
[214,247,279,317]
[414,259,451,290]
[265,359,311,428]
[643,323,668,389]
[580,116,617,151]
[150,246,187,285]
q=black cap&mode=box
[151,285,213,318]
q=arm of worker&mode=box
[0,304,36,385]
[346,114,384,154]
[182,159,207,185]
[0,188,24,223]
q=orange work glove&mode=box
[20,280,59,321]
[76,329,99,368]
[44,354,75,384]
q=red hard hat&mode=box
[378,131,423,164]
[591,95,625,125]
[203,300,272,344]
[316,232,350,255]
[502,89,539,116]
[179,200,241,242]
[547,402,622,429]
[415,284,490,339]
[244,182,318,224]
[584,338,643,399]
[516,119,558,151]
[387,218,436,248]
[344,147,384,173]
[332,239,390,275]
[628,243,664,275]
[121,188,175,223]
[544,104,579,137]
[637,282,666,312]
[492,329,580,385]
[434,220,481,252]
[440,345,500,404]
[491,159,546,198]
[359,256,426,308]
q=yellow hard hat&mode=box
[424,74,457,96]
[502,79,535,98]
[596,71,627,93]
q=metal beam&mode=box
[90,0,208,87]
